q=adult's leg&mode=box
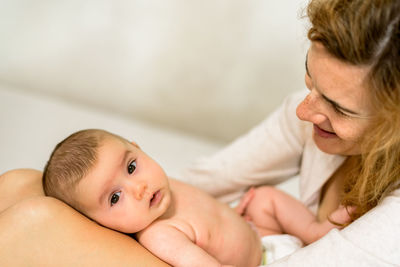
[0,169,44,212]
[0,169,169,267]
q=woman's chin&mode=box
[313,134,360,156]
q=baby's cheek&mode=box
[93,210,132,233]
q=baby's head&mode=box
[43,129,171,233]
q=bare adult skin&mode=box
[0,169,170,267]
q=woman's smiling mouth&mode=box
[313,124,337,138]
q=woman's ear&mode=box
[131,141,140,149]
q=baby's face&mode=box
[74,136,171,233]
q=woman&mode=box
[1,0,399,266]
[180,0,400,265]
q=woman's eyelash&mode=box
[128,160,137,174]
[331,104,349,117]
[322,97,349,117]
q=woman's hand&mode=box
[328,205,356,226]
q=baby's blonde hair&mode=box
[42,129,108,207]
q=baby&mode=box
[43,129,350,266]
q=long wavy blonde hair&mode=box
[307,0,400,220]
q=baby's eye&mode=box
[128,160,137,174]
[110,192,121,206]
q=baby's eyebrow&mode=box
[98,150,130,205]
[98,177,113,205]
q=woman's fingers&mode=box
[329,205,357,225]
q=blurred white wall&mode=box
[0,0,309,143]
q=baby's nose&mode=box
[133,181,148,200]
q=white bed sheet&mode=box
[0,85,222,178]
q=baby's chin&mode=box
[159,187,173,216]
[110,222,150,234]
[95,215,150,234]
[112,210,171,234]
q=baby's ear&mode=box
[131,141,140,149]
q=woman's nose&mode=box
[296,91,326,125]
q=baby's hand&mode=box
[329,205,356,226]
[235,187,255,218]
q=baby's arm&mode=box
[240,186,351,245]
[137,223,234,267]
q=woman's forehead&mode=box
[308,42,372,115]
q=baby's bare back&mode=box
[156,179,261,267]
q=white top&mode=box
[178,90,400,266]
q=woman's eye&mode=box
[110,192,121,206]
[128,160,137,174]
[322,97,348,117]
[332,105,348,117]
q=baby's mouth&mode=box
[150,190,162,207]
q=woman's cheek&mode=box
[334,125,360,142]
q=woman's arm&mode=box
[178,90,309,201]
[0,169,170,267]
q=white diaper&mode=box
[260,234,303,265]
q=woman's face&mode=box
[296,42,372,155]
